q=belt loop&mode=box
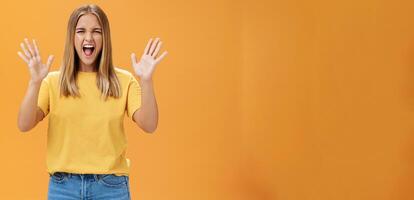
[94,174,99,182]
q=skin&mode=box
[75,14,103,72]
[17,14,168,133]
[131,37,168,133]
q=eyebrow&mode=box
[75,27,102,31]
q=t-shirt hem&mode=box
[47,170,129,177]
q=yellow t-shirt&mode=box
[38,67,141,177]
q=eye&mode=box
[76,30,85,33]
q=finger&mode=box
[151,41,162,57]
[24,38,36,57]
[144,38,153,55]
[46,55,54,68]
[20,42,31,58]
[131,53,137,64]
[149,38,160,56]
[17,51,29,64]
[155,51,168,64]
[33,39,41,61]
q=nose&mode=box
[85,32,93,41]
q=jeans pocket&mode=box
[50,172,67,183]
[98,174,127,188]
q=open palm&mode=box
[131,38,167,81]
[17,38,54,83]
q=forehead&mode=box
[76,13,101,28]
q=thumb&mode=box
[46,55,54,68]
[131,53,137,65]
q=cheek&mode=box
[95,36,103,50]
[74,35,82,50]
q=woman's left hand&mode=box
[131,37,168,81]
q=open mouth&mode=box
[82,44,95,57]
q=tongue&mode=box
[84,48,93,56]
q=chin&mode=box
[83,60,95,65]
[80,57,97,66]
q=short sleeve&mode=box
[126,75,142,119]
[38,77,50,116]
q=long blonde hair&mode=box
[59,4,121,100]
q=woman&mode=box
[17,4,167,200]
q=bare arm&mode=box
[16,38,54,132]
[17,81,46,132]
[133,79,158,133]
[131,37,167,133]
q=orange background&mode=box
[1,0,414,199]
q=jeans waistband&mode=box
[52,172,113,180]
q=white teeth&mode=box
[83,44,94,48]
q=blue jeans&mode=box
[48,172,131,200]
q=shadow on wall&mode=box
[402,40,414,111]
[393,41,414,200]
[232,155,276,200]
[393,132,414,200]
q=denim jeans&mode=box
[48,172,131,200]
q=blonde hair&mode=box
[59,4,121,100]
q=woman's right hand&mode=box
[18,38,54,84]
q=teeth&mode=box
[83,44,94,48]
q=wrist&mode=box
[29,79,42,86]
[139,77,153,85]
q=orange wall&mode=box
[2,0,414,199]
[240,0,414,200]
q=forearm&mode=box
[17,80,41,132]
[135,79,158,133]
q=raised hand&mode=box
[17,38,54,84]
[131,37,168,81]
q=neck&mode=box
[79,62,97,72]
